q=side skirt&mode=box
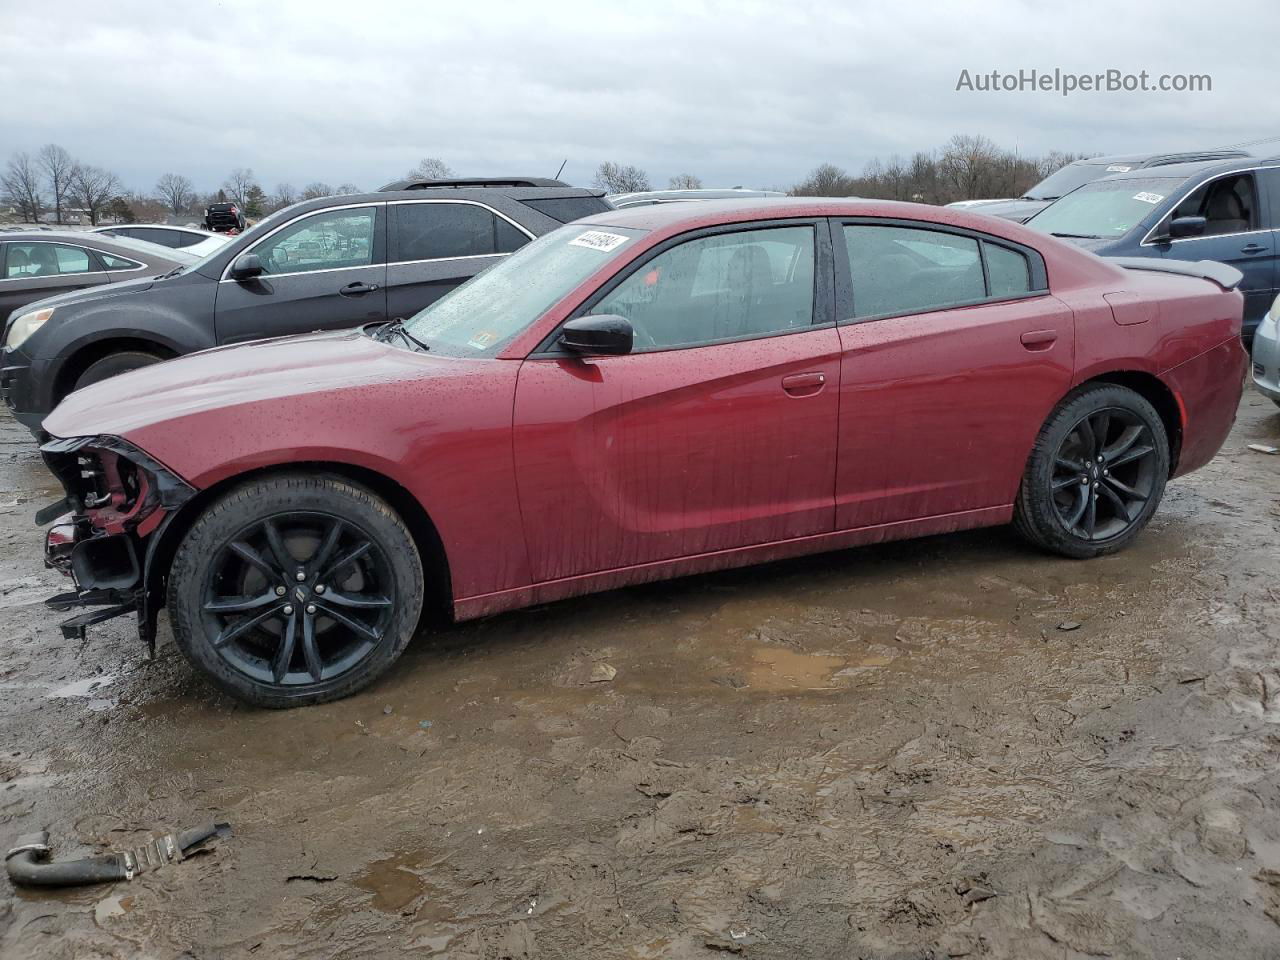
[452,504,1013,622]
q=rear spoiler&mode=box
[1110,257,1243,292]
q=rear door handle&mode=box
[1241,243,1268,254]
[781,372,826,396]
[1020,329,1058,350]
[340,281,379,296]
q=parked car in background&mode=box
[1,181,611,433]
[0,231,193,336]
[92,224,230,257]
[960,150,1252,223]
[377,176,612,222]
[1026,155,1280,340]
[608,187,786,208]
[204,202,247,234]
[36,198,1245,706]
[1250,293,1280,406]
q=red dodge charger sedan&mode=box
[37,199,1246,706]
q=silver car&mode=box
[1251,293,1280,406]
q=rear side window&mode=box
[394,203,529,261]
[984,242,1031,297]
[522,196,612,223]
[100,253,143,271]
[3,242,96,278]
[844,226,984,318]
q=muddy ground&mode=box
[1,394,1279,960]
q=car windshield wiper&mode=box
[376,318,429,352]
[158,265,185,279]
[1049,231,1103,239]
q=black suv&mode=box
[1,180,610,434]
[204,202,247,233]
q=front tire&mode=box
[74,350,163,391]
[167,475,424,707]
[1014,384,1169,559]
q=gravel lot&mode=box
[2,390,1279,959]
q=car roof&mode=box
[378,176,575,191]
[576,196,1022,233]
[265,186,607,222]
[608,188,786,204]
[1090,155,1280,183]
[1073,149,1252,168]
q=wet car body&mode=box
[35,198,1247,704]
[1024,156,1280,341]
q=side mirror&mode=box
[229,252,264,281]
[560,315,633,356]
[1168,215,1207,240]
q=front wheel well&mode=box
[144,462,453,623]
[1077,370,1183,474]
[55,338,176,405]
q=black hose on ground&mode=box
[5,822,231,888]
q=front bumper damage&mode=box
[38,435,194,653]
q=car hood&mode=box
[970,198,1051,223]
[43,327,444,441]
[21,274,158,314]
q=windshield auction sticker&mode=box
[569,231,631,252]
[1132,192,1165,204]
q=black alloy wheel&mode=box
[1014,383,1170,558]
[202,513,395,687]
[168,475,424,707]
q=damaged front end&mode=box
[39,435,194,652]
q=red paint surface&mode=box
[44,199,1246,621]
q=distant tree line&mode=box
[789,134,1092,203]
[1,137,1093,228]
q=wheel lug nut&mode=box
[282,604,294,615]
[306,604,316,615]
[295,571,306,582]
[275,586,286,596]
[315,584,326,594]
[1082,478,1089,485]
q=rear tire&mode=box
[74,350,163,391]
[1014,384,1169,559]
[167,474,424,708]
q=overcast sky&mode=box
[3,0,1278,195]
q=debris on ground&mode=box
[589,663,617,682]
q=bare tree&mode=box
[222,167,259,207]
[155,173,195,215]
[301,182,334,200]
[272,182,298,209]
[335,182,362,195]
[789,163,856,197]
[409,157,454,179]
[1,152,44,222]
[668,174,702,190]
[66,164,123,225]
[38,144,74,224]
[593,162,650,193]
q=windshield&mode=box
[402,224,646,356]
[1027,177,1180,239]
[1023,161,1118,201]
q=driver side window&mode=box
[253,207,377,275]
[589,225,815,351]
[1168,174,1258,237]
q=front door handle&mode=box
[1241,243,1268,254]
[340,281,380,296]
[1020,329,1058,350]
[781,372,826,396]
